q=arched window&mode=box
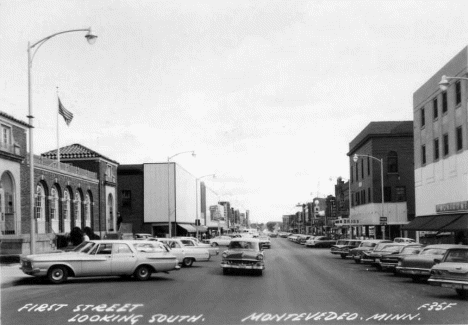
[84,193,91,227]
[75,192,82,228]
[50,188,59,220]
[108,194,114,231]
[63,190,71,221]
[36,184,45,220]
[387,151,398,173]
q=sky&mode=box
[2,0,468,224]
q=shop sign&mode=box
[436,201,468,213]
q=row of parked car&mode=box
[20,233,276,284]
[286,233,338,248]
[327,237,468,299]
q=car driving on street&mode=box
[221,238,265,276]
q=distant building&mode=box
[348,121,415,240]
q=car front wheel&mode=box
[455,289,468,299]
[182,258,194,267]
[47,266,68,284]
[340,254,347,259]
[354,258,361,264]
[134,265,151,281]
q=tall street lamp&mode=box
[167,150,195,237]
[195,174,216,239]
[438,75,468,91]
[28,28,97,254]
[353,153,385,240]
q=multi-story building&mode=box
[406,46,468,244]
[1,111,29,239]
[1,112,110,254]
[348,121,415,240]
[333,178,351,236]
[42,143,118,236]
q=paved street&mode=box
[1,238,467,325]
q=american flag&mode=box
[58,98,74,126]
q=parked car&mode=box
[330,239,362,259]
[221,238,265,276]
[134,233,154,240]
[305,236,336,248]
[428,246,468,298]
[19,240,180,284]
[175,237,219,256]
[379,244,424,273]
[393,237,416,243]
[269,233,278,238]
[396,244,460,282]
[362,243,415,270]
[288,234,299,242]
[157,238,210,267]
[350,239,392,264]
[258,236,271,249]
[297,235,313,245]
[208,236,232,247]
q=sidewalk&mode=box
[0,262,29,289]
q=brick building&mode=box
[1,112,116,254]
[348,121,415,240]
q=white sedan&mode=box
[208,236,232,247]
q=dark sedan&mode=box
[379,244,424,273]
[396,244,460,282]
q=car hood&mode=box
[224,250,261,260]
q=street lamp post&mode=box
[195,174,216,240]
[167,151,195,237]
[28,28,97,254]
[353,154,385,240]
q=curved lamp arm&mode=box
[168,150,196,161]
[29,28,97,65]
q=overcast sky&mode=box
[1,0,468,224]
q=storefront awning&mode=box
[439,214,468,231]
[192,225,207,232]
[402,214,466,231]
[178,224,197,233]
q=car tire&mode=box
[211,242,218,247]
[134,265,152,281]
[223,268,230,275]
[182,258,194,267]
[255,269,263,276]
[455,289,468,299]
[47,266,68,284]
[411,276,421,283]
[354,258,361,264]
[340,254,347,259]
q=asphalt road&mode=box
[1,238,467,325]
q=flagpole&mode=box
[56,88,60,166]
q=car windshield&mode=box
[72,241,97,253]
[229,241,258,250]
[381,245,403,252]
[373,243,388,251]
[420,248,447,255]
[336,240,347,245]
[361,242,377,248]
[444,249,468,263]
[401,246,421,255]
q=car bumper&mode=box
[221,263,265,270]
[396,267,430,276]
[428,279,468,289]
[20,266,46,276]
[379,262,397,270]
